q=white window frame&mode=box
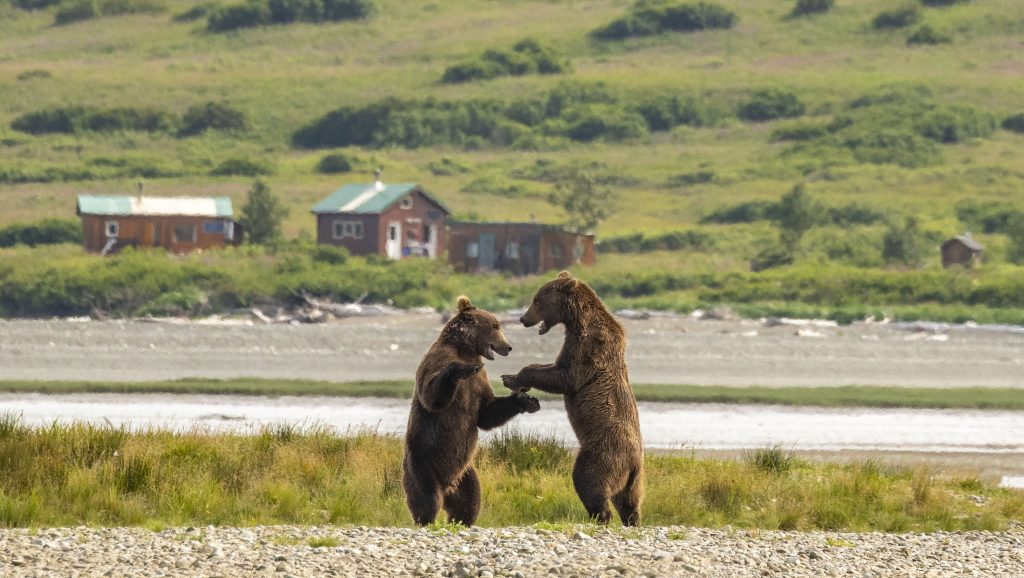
[173,223,197,244]
[332,220,364,240]
[104,220,119,238]
[467,242,479,258]
[505,242,520,259]
[399,197,413,210]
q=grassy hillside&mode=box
[1,0,1023,318]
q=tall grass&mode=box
[0,415,1020,530]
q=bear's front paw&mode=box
[501,374,528,392]
[452,362,483,378]
[514,391,541,414]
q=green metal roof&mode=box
[311,183,450,215]
[77,195,233,218]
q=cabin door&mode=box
[478,233,497,270]
[424,224,436,258]
[385,221,402,260]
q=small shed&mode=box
[447,221,596,275]
[77,195,240,255]
[941,234,983,268]
[312,180,450,260]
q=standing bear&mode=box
[403,296,540,526]
[502,271,644,525]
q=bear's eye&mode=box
[492,323,500,330]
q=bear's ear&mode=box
[456,295,474,312]
[557,270,572,280]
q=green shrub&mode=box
[872,5,920,29]
[828,203,886,227]
[919,0,968,6]
[173,2,218,21]
[635,94,723,130]
[441,38,569,84]
[593,0,737,40]
[54,0,98,24]
[882,217,925,266]
[210,158,272,176]
[738,89,805,122]
[1001,113,1024,134]
[701,200,778,224]
[15,69,52,81]
[666,170,715,186]
[315,153,353,174]
[12,0,63,8]
[179,102,248,136]
[790,0,833,17]
[54,0,166,25]
[955,201,1023,234]
[599,229,714,253]
[207,0,371,31]
[841,129,941,168]
[916,106,995,143]
[11,106,174,135]
[770,121,829,142]
[907,25,951,45]
[745,446,797,475]
[0,219,82,248]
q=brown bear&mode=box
[403,295,540,526]
[502,271,644,526]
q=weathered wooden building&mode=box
[312,181,450,259]
[77,195,239,255]
[447,221,596,275]
[941,234,983,268]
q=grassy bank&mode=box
[3,379,1024,411]
[0,417,1020,531]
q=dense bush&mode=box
[0,219,82,248]
[173,2,218,21]
[955,201,1024,234]
[178,102,248,136]
[315,153,353,174]
[919,0,968,6]
[770,121,829,142]
[16,69,52,81]
[441,38,569,84]
[294,83,724,150]
[790,0,833,17]
[599,229,715,253]
[782,87,994,168]
[1002,113,1024,134]
[882,217,925,266]
[11,106,174,135]
[872,5,920,29]
[907,25,952,45]
[209,158,272,176]
[827,203,886,227]
[207,0,372,32]
[593,0,737,40]
[11,0,63,8]
[54,0,166,25]
[737,89,805,122]
[701,201,779,224]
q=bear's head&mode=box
[444,295,512,360]
[519,270,581,335]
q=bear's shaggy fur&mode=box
[403,296,540,526]
[502,271,644,525]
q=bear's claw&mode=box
[501,374,527,391]
[514,391,541,413]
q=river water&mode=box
[4,392,1023,455]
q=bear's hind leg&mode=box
[443,466,481,526]
[572,452,612,524]
[403,458,442,526]
[611,466,644,527]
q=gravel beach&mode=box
[2,524,1022,578]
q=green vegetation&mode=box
[442,38,569,84]
[0,419,1019,530]
[207,0,374,32]
[3,379,1024,411]
[872,5,921,30]
[790,0,833,17]
[907,25,952,46]
[737,89,805,122]
[239,180,287,244]
[1,0,1023,323]
[0,218,80,248]
[593,1,737,40]
[54,0,166,26]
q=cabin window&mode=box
[400,197,413,210]
[174,223,197,243]
[424,225,433,243]
[203,220,226,234]
[427,210,441,220]
[104,220,119,237]
[389,224,398,241]
[333,220,364,240]
[549,243,564,258]
[467,242,479,258]
[505,242,520,259]
[224,221,234,241]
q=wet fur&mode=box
[403,297,539,526]
[503,272,644,525]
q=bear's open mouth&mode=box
[538,320,551,335]
[481,348,495,361]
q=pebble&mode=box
[0,525,1021,577]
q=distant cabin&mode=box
[941,234,983,268]
[312,181,450,260]
[77,195,240,255]
[448,221,596,275]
